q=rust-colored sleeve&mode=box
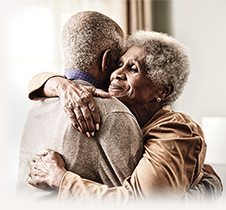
[28,72,64,99]
[58,172,133,203]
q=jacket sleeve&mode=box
[58,166,223,203]
[58,171,133,203]
[184,170,223,201]
[134,118,206,198]
[28,72,63,99]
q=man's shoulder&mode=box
[94,97,131,114]
[28,97,66,121]
[32,96,130,115]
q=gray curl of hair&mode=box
[127,31,190,105]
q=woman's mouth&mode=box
[108,82,124,91]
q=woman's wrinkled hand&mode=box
[53,77,111,137]
[28,149,67,190]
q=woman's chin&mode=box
[109,92,122,99]
[109,89,120,97]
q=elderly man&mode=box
[17,11,143,200]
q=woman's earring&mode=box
[156,97,162,102]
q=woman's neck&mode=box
[127,102,162,128]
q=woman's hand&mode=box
[45,77,111,137]
[28,149,67,190]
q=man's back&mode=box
[17,82,143,199]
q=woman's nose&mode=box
[116,73,126,80]
[112,68,126,80]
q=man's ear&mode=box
[101,49,111,72]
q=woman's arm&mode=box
[28,149,133,202]
[27,120,202,201]
[184,165,223,201]
[28,72,64,99]
[27,115,222,202]
[28,148,223,202]
[28,72,110,135]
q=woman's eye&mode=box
[130,64,138,72]
[118,62,123,68]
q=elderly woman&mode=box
[28,31,222,201]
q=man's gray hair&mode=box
[61,11,126,72]
[127,31,190,105]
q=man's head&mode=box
[61,11,126,86]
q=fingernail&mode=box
[86,132,91,138]
[78,126,82,133]
[91,132,95,137]
[95,123,99,131]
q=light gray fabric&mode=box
[17,82,143,200]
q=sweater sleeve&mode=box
[28,72,64,99]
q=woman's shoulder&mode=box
[143,105,204,139]
[154,106,200,127]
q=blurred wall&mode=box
[153,0,226,123]
[172,0,226,123]
[171,0,226,199]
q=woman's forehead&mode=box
[122,46,146,59]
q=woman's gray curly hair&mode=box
[61,11,125,72]
[127,31,190,105]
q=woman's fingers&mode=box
[35,149,52,157]
[55,78,102,135]
[79,105,95,137]
[93,88,111,98]
[59,81,103,136]
[73,106,90,137]
[77,87,96,136]
[28,150,67,190]
[64,105,82,132]
[88,101,100,131]
[28,170,50,190]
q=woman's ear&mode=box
[101,49,111,72]
[162,84,174,101]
